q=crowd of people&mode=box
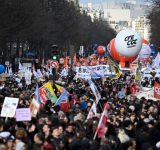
[0,72,159,150]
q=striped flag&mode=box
[94,103,108,138]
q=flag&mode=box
[64,56,69,68]
[95,103,108,138]
[154,81,160,99]
[73,53,77,65]
[55,84,72,96]
[55,84,65,94]
[85,66,103,78]
[30,84,42,112]
[19,62,23,70]
[87,102,97,119]
[54,90,69,112]
[88,79,101,103]
[34,84,41,104]
[152,52,160,69]
[41,51,45,68]
[61,68,68,77]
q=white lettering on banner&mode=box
[155,87,160,95]
[76,65,110,75]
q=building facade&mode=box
[132,16,150,40]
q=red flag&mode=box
[60,99,69,113]
[54,90,69,112]
[96,103,108,138]
[154,81,160,99]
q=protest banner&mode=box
[16,108,31,121]
[1,97,19,117]
[76,65,110,75]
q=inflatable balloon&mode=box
[96,46,106,55]
[139,44,152,59]
[94,44,98,48]
[0,65,5,74]
[94,50,97,54]
[115,30,142,57]
[109,38,137,63]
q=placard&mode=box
[30,98,40,118]
[16,108,31,121]
[1,97,19,117]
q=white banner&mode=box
[75,73,91,80]
[76,65,110,75]
[1,97,19,117]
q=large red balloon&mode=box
[109,38,137,63]
[97,46,106,55]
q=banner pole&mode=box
[93,130,98,140]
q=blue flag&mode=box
[54,90,68,106]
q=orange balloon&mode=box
[109,38,137,63]
[142,39,150,45]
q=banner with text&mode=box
[76,65,110,79]
[16,108,31,121]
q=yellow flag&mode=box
[112,64,122,80]
[135,64,139,80]
[55,84,65,94]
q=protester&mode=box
[0,66,160,150]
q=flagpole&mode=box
[98,101,103,112]
[93,130,98,140]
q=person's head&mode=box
[51,126,60,138]
[43,124,50,134]
[58,126,63,134]
[75,102,80,108]
[130,113,135,121]
[16,129,27,140]
[33,143,43,150]
[6,138,14,149]
[66,124,73,133]
[0,144,7,150]
[120,106,125,114]
[34,133,44,144]
[89,112,95,119]
[83,93,88,100]
[63,116,70,124]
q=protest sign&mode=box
[16,108,31,121]
[1,97,19,117]
[30,98,40,118]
